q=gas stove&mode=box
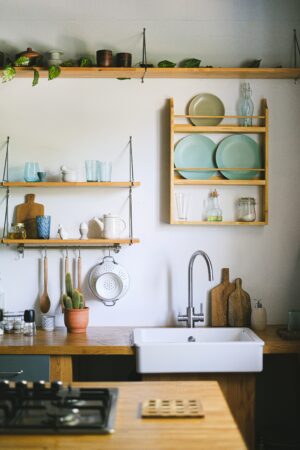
[0,380,118,434]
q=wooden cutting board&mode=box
[15,194,44,238]
[211,268,235,327]
[228,278,251,327]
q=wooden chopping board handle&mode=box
[25,193,35,203]
[221,268,230,283]
[235,278,242,290]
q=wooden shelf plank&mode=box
[1,181,140,188]
[174,179,266,186]
[171,220,266,226]
[174,124,266,133]
[2,238,140,246]
[12,66,300,80]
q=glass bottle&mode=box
[206,190,222,222]
[24,309,36,336]
[237,197,256,222]
[239,82,254,126]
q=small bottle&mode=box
[206,190,222,222]
[239,82,254,126]
[0,274,5,311]
[251,300,267,331]
[24,310,36,336]
[0,310,4,335]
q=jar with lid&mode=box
[237,197,256,222]
[23,310,36,336]
[7,223,26,239]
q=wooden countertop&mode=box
[0,381,246,450]
[0,325,299,356]
[0,327,134,355]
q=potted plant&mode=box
[63,273,89,333]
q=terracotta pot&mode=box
[64,307,89,334]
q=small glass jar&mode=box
[7,223,26,239]
[23,310,36,336]
[237,197,256,222]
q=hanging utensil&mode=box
[88,255,130,306]
[39,251,51,314]
[77,249,82,293]
[60,249,70,312]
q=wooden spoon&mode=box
[40,255,51,314]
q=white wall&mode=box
[0,0,300,326]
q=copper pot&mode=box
[15,47,42,66]
[116,53,132,67]
[96,50,113,67]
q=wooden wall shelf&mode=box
[2,238,139,246]
[13,66,300,80]
[1,181,140,188]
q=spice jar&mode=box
[24,310,36,336]
[7,223,26,239]
[237,197,256,222]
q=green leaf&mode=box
[180,58,201,68]
[14,56,30,67]
[61,60,75,67]
[157,60,176,68]
[32,69,39,86]
[48,65,61,80]
[1,65,16,83]
[79,57,93,67]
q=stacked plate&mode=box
[174,94,261,180]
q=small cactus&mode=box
[64,273,85,309]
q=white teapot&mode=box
[93,214,126,239]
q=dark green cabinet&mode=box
[0,355,50,381]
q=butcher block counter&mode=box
[0,325,299,383]
[0,380,246,450]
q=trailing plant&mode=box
[1,56,61,86]
[63,272,85,310]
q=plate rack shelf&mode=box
[1,137,141,253]
[169,97,269,226]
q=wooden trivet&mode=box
[141,399,204,418]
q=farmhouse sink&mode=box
[133,327,264,373]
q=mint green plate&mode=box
[215,135,261,180]
[174,135,217,180]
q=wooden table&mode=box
[0,381,246,450]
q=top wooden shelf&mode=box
[13,66,300,79]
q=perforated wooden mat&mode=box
[141,399,204,418]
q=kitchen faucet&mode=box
[178,250,214,328]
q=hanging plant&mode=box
[48,65,61,80]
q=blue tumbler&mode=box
[36,215,51,239]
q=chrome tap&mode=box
[178,250,214,328]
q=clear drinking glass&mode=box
[175,192,190,220]
[24,162,40,182]
[85,160,98,182]
[99,161,112,182]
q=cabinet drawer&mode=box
[0,355,50,381]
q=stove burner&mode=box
[0,382,118,434]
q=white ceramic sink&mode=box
[133,328,264,373]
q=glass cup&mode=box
[24,162,40,182]
[85,160,98,182]
[99,161,112,182]
[175,192,190,220]
[36,215,51,239]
